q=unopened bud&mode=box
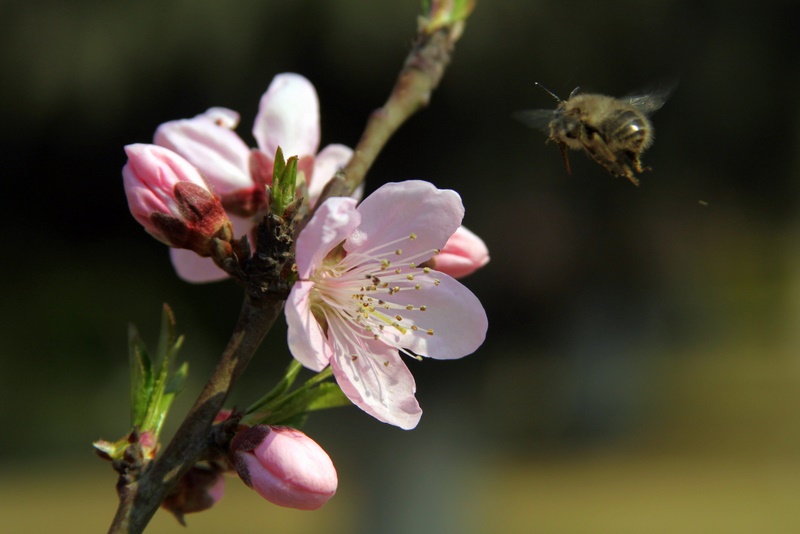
[231,425,337,511]
[426,225,489,278]
[123,144,233,256]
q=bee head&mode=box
[551,108,582,142]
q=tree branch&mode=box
[315,23,463,204]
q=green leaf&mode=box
[155,304,177,374]
[272,146,286,186]
[271,413,308,428]
[128,323,152,427]
[306,382,351,411]
[141,307,186,432]
[245,360,302,416]
[165,360,189,396]
[99,304,189,462]
[260,381,351,425]
[270,146,298,215]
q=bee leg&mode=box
[628,152,647,174]
[619,152,643,186]
[557,141,572,175]
[622,172,640,187]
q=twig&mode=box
[315,23,463,205]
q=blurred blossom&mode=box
[231,425,337,511]
[161,466,225,523]
[426,225,489,278]
[122,143,232,256]
[285,180,488,429]
[154,73,353,282]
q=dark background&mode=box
[2,1,800,532]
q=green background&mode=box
[2,1,800,532]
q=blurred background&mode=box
[2,0,800,532]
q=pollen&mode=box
[307,226,449,371]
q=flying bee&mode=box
[515,83,673,186]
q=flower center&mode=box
[308,232,441,359]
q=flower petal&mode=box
[154,110,252,196]
[330,339,422,429]
[286,281,334,372]
[170,248,229,283]
[253,73,320,159]
[202,107,241,129]
[345,181,464,263]
[383,271,487,360]
[307,144,354,206]
[295,197,360,279]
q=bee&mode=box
[515,83,673,186]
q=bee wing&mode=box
[625,82,677,115]
[513,109,555,134]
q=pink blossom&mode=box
[427,225,489,278]
[285,181,488,429]
[154,73,353,283]
[122,144,232,255]
[231,425,337,511]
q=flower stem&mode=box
[108,296,284,534]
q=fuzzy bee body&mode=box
[516,85,672,186]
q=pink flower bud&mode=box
[123,144,232,255]
[429,225,489,278]
[231,425,337,511]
